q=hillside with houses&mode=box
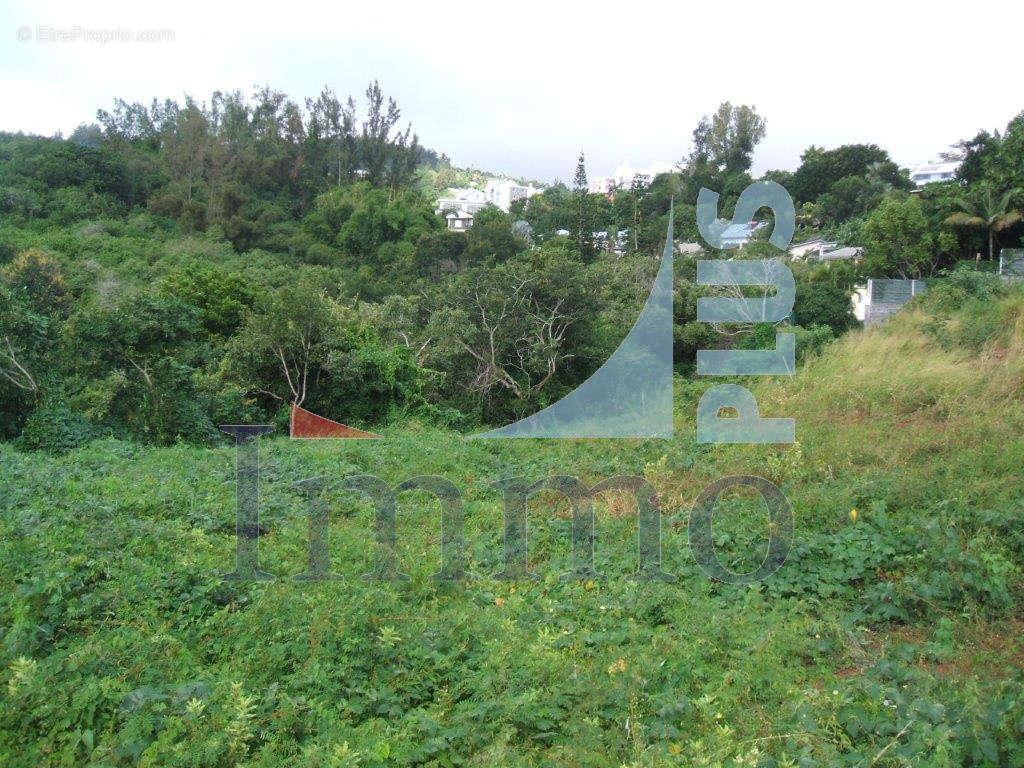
[1,83,1023,766]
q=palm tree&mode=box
[945,186,1022,260]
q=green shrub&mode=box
[735,322,836,362]
[792,279,859,336]
[15,401,98,454]
[926,265,1005,311]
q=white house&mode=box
[788,238,837,260]
[445,210,475,232]
[435,187,487,214]
[484,178,542,212]
[720,221,769,249]
[908,161,960,187]
[818,246,863,263]
[435,187,489,231]
[588,161,676,196]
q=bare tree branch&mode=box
[0,336,38,392]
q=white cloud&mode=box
[2,0,1022,181]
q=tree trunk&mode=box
[989,229,994,261]
[633,199,639,251]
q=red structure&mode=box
[290,403,382,439]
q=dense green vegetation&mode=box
[2,87,1024,765]
[2,89,1022,449]
[2,282,1023,766]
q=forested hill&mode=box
[1,88,1023,451]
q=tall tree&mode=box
[162,98,212,207]
[629,173,645,252]
[945,186,1023,260]
[306,88,356,189]
[861,195,936,277]
[789,144,907,204]
[573,151,593,259]
[686,102,766,182]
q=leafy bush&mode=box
[792,279,859,336]
[735,322,836,362]
[926,265,1005,310]
[920,276,1019,352]
[15,400,98,454]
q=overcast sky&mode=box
[3,0,1022,184]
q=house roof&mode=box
[789,238,836,251]
[818,246,863,261]
[443,187,485,200]
[485,178,523,190]
[720,221,767,241]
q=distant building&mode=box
[435,180,542,230]
[587,161,676,196]
[436,187,486,212]
[788,239,862,263]
[444,210,475,231]
[908,161,960,187]
[788,238,837,260]
[484,178,542,212]
[720,221,769,249]
[852,278,926,326]
[435,188,486,231]
[817,246,863,263]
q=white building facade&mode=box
[483,178,542,212]
[908,161,960,186]
[435,188,487,231]
[587,161,676,195]
[788,238,837,260]
[435,179,542,230]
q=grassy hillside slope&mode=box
[2,278,1023,767]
